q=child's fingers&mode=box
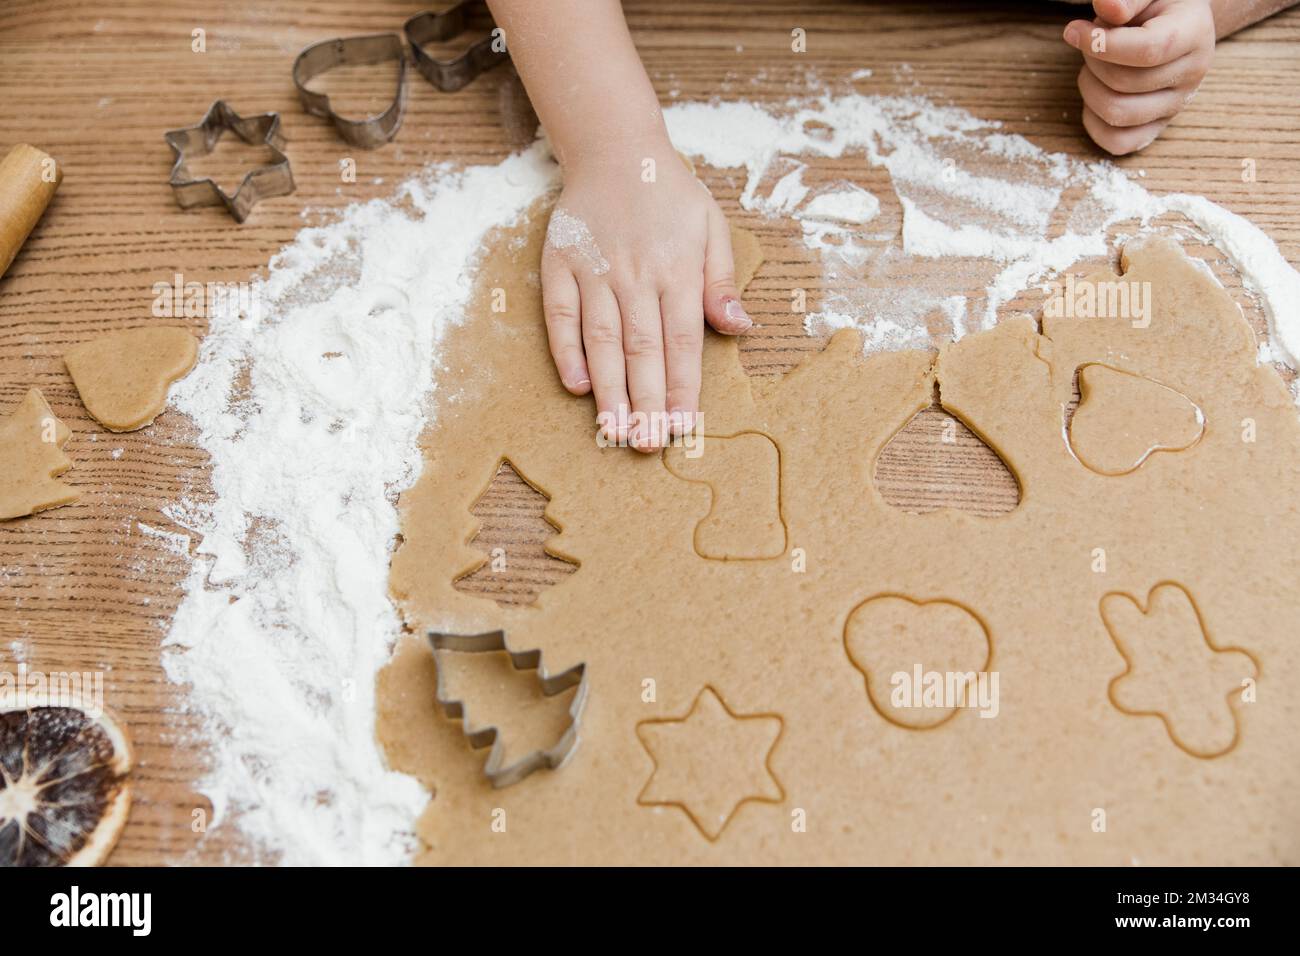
[1082,102,1171,155]
[1079,64,1189,127]
[578,281,632,443]
[1091,0,1157,26]
[1078,65,1188,129]
[1082,48,1203,94]
[616,286,668,452]
[540,251,591,394]
[1064,14,1192,67]
[702,205,751,335]
[660,281,704,435]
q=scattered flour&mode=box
[664,92,1300,376]
[802,185,880,225]
[162,87,1300,868]
[546,207,610,276]
[136,521,191,558]
[164,144,560,865]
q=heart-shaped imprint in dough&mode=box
[1068,364,1204,476]
[64,327,198,432]
[843,594,993,729]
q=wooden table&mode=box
[1,0,1297,865]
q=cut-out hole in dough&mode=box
[843,593,994,729]
[1102,582,1257,759]
[1067,364,1204,476]
[874,383,1020,516]
[453,459,576,606]
[662,432,787,560]
[636,685,784,841]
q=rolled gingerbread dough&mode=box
[0,388,77,521]
[378,210,1300,865]
[64,327,198,432]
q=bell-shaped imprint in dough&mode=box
[875,385,1021,516]
[1068,364,1204,476]
[662,432,786,560]
[1102,582,1257,758]
[843,594,993,729]
[0,388,78,521]
[64,327,199,432]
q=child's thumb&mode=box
[703,205,752,335]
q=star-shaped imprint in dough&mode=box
[635,685,784,840]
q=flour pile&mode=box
[163,148,559,865]
[162,90,1300,865]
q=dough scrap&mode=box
[379,222,1300,865]
[64,327,198,432]
[0,388,78,521]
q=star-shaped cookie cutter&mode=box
[293,33,408,149]
[428,629,587,788]
[164,101,294,224]
[405,0,509,92]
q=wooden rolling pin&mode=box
[0,143,63,281]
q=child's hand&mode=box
[1064,0,1216,155]
[541,143,750,451]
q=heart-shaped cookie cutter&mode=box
[164,100,295,224]
[405,0,509,92]
[293,33,408,149]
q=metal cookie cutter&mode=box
[405,0,509,92]
[429,629,587,788]
[164,101,294,224]
[293,34,408,149]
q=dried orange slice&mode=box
[0,699,133,867]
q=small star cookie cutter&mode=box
[164,101,295,224]
[293,33,408,149]
[405,0,509,92]
[428,629,587,788]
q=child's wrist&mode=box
[556,123,676,179]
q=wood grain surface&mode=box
[1,1,1297,865]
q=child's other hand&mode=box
[541,144,750,451]
[1064,0,1216,155]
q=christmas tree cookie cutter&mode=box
[428,629,587,788]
